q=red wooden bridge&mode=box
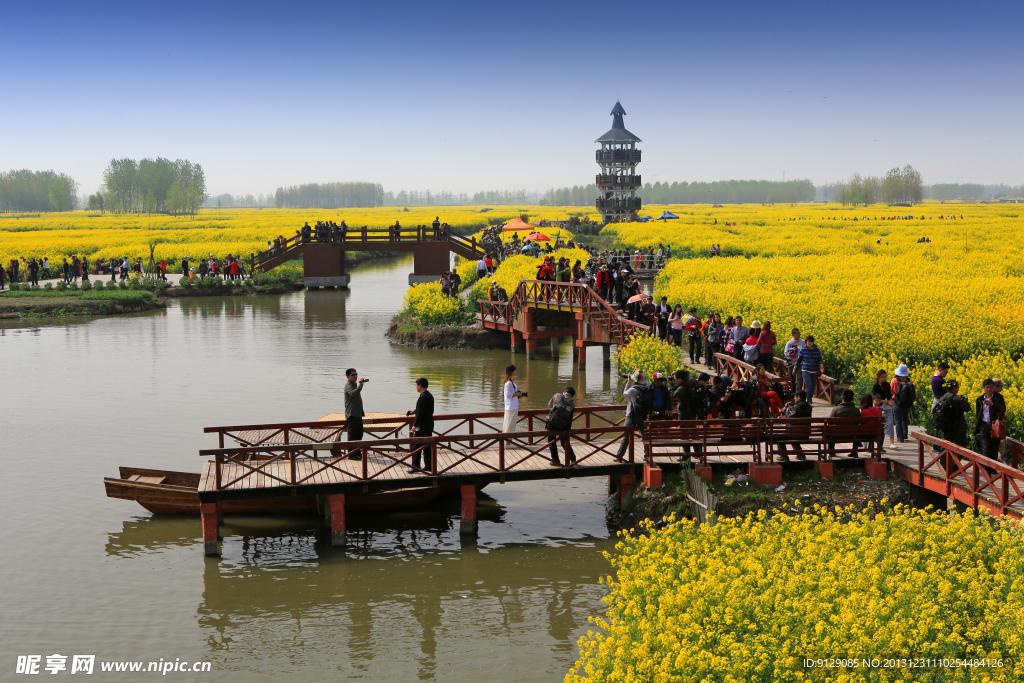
[249,224,487,288]
[478,280,649,368]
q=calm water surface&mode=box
[0,256,625,681]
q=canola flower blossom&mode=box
[398,282,473,327]
[614,333,681,379]
[568,505,1024,682]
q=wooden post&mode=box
[578,345,587,370]
[329,493,346,546]
[200,502,220,557]
[460,484,478,535]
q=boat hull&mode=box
[105,467,445,515]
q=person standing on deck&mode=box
[502,364,524,434]
[615,371,649,462]
[432,216,441,240]
[406,378,435,473]
[796,335,824,404]
[974,378,1006,461]
[784,328,805,392]
[546,386,577,466]
[931,362,949,410]
[890,364,915,446]
[344,368,368,460]
[932,379,971,449]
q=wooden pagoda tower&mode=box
[595,102,642,223]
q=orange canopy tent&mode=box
[502,217,535,232]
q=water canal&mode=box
[0,255,626,681]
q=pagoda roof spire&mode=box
[596,101,641,143]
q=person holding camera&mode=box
[344,368,368,460]
[503,364,525,434]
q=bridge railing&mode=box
[913,432,1024,518]
[713,353,837,404]
[199,422,639,490]
[645,415,883,466]
[249,225,485,273]
[478,280,649,345]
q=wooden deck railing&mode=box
[713,352,838,404]
[912,432,1024,518]
[203,405,627,450]
[200,423,638,490]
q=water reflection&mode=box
[197,532,608,679]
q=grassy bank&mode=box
[0,289,164,318]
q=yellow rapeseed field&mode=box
[568,505,1024,682]
[0,206,595,269]
[606,202,1024,434]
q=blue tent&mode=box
[657,211,679,220]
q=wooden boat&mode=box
[104,466,444,515]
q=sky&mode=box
[3,0,1022,196]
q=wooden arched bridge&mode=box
[479,280,650,368]
[249,224,487,288]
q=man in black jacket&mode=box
[407,378,434,473]
[344,368,367,460]
[974,378,1006,461]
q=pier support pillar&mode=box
[525,338,536,360]
[578,345,587,370]
[814,461,834,479]
[618,473,637,511]
[695,465,713,483]
[864,459,888,480]
[749,463,783,486]
[200,502,220,557]
[550,336,560,358]
[603,345,612,369]
[460,485,478,535]
[643,462,662,488]
[329,494,346,546]
[511,330,523,353]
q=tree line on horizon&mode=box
[5,165,1024,213]
[0,170,79,212]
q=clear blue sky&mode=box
[3,0,1022,196]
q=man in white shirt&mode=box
[476,257,487,280]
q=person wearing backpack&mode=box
[932,379,970,448]
[615,371,650,462]
[546,386,577,466]
[890,364,916,445]
[683,308,703,365]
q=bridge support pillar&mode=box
[460,484,478,535]
[303,243,349,288]
[578,345,587,370]
[329,494,346,546]
[511,330,523,353]
[618,473,637,511]
[603,345,612,369]
[695,465,713,483]
[864,459,887,480]
[814,461,835,479]
[200,502,220,557]
[643,462,662,488]
[550,336,560,358]
[525,338,536,360]
[749,463,783,486]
